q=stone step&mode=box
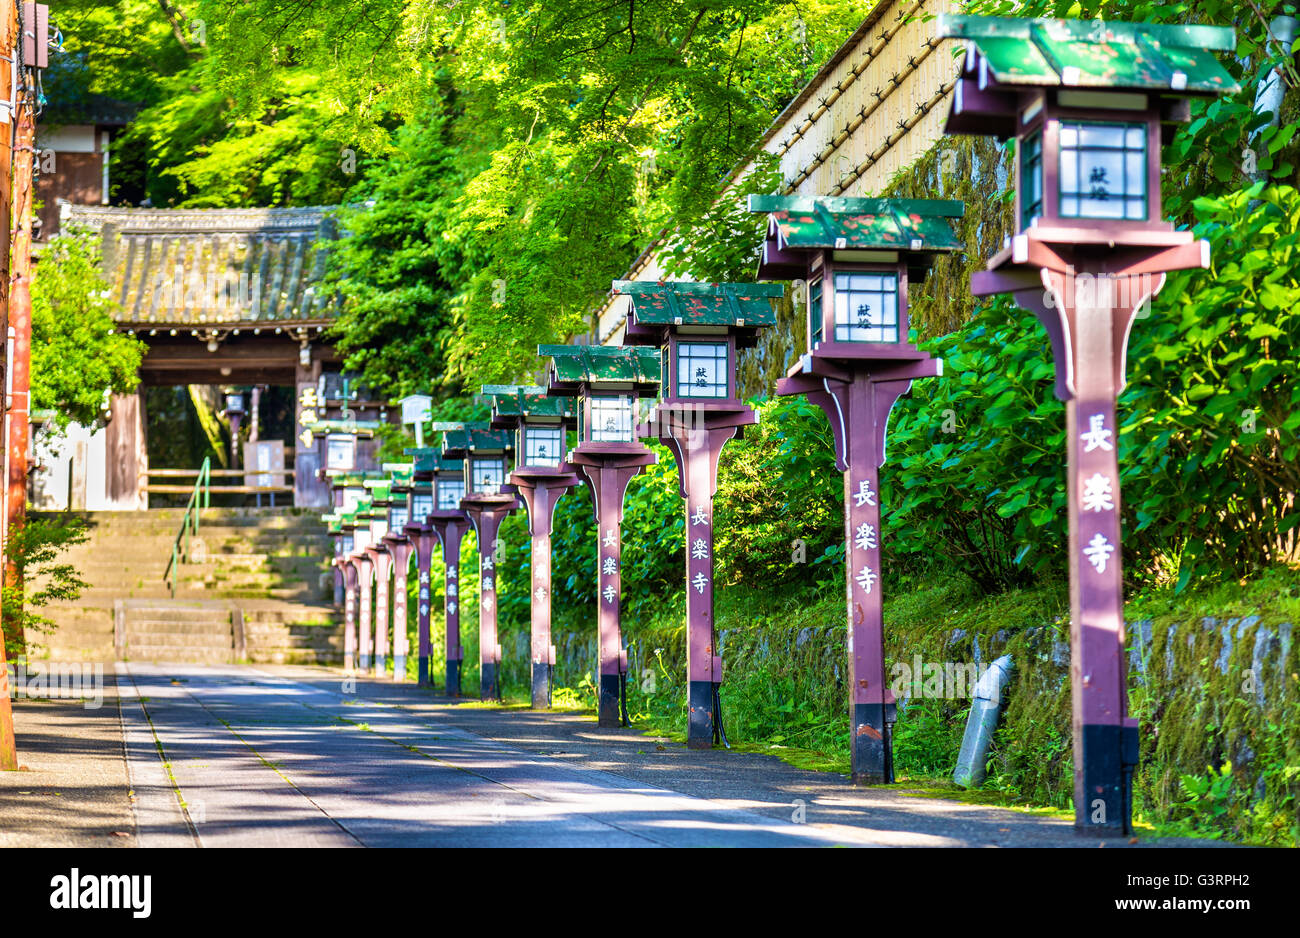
[122,649,235,664]
[248,650,343,665]
[33,504,343,665]
[123,608,233,624]
[124,622,232,638]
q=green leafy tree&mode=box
[32,227,145,429]
[2,517,89,658]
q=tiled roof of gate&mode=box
[612,281,782,327]
[62,204,342,327]
[937,15,1238,94]
[749,195,965,252]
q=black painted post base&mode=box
[597,674,621,728]
[687,680,714,749]
[1075,722,1138,836]
[446,658,461,698]
[481,661,499,701]
[393,655,405,681]
[418,655,429,687]
[531,661,549,710]
[850,702,895,786]
[359,653,371,673]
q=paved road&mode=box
[120,663,894,846]
[87,662,1218,848]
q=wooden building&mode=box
[32,204,386,510]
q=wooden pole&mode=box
[0,0,21,772]
[5,0,32,647]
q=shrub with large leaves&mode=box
[883,184,1300,593]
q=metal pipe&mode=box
[953,654,1014,789]
[1250,15,1299,185]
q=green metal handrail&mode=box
[163,457,211,597]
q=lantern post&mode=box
[440,423,519,701]
[937,13,1238,835]
[327,510,359,672]
[616,280,781,747]
[358,493,387,675]
[348,497,377,674]
[748,194,965,784]
[421,452,469,696]
[382,465,414,681]
[222,389,246,470]
[402,458,437,686]
[538,345,660,727]
[322,469,382,611]
[485,385,581,709]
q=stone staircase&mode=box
[30,508,343,665]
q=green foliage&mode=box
[32,228,145,429]
[184,0,863,397]
[122,67,361,208]
[713,395,843,592]
[1122,183,1300,585]
[325,104,465,400]
[660,153,785,282]
[884,308,1066,592]
[881,185,1300,594]
[1,517,90,659]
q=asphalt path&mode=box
[90,662,1228,848]
[118,663,904,846]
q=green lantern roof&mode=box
[613,281,782,328]
[439,423,513,457]
[346,497,378,520]
[405,446,467,475]
[383,465,414,491]
[539,344,661,388]
[304,418,381,436]
[327,471,384,487]
[482,385,571,419]
[937,15,1238,95]
[749,195,965,252]
[357,500,387,520]
[362,481,393,505]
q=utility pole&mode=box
[0,0,20,772]
[7,0,36,637]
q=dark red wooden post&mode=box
[748,194,964,784]
[421,454,469,696]
[540,345,660,728]
[433,518,467,696]
[616,280,781,747]
[340,557,359,673]
[486,385,582,709]
[438,425,518,702]
[354,552,374,674]
[782,366,937,781]
[938,12,1238,834]
[386,538,412,680]
[486,384,582,706]
[365,546,391,678]
[461,503,515,700]
[406,523,437,686]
